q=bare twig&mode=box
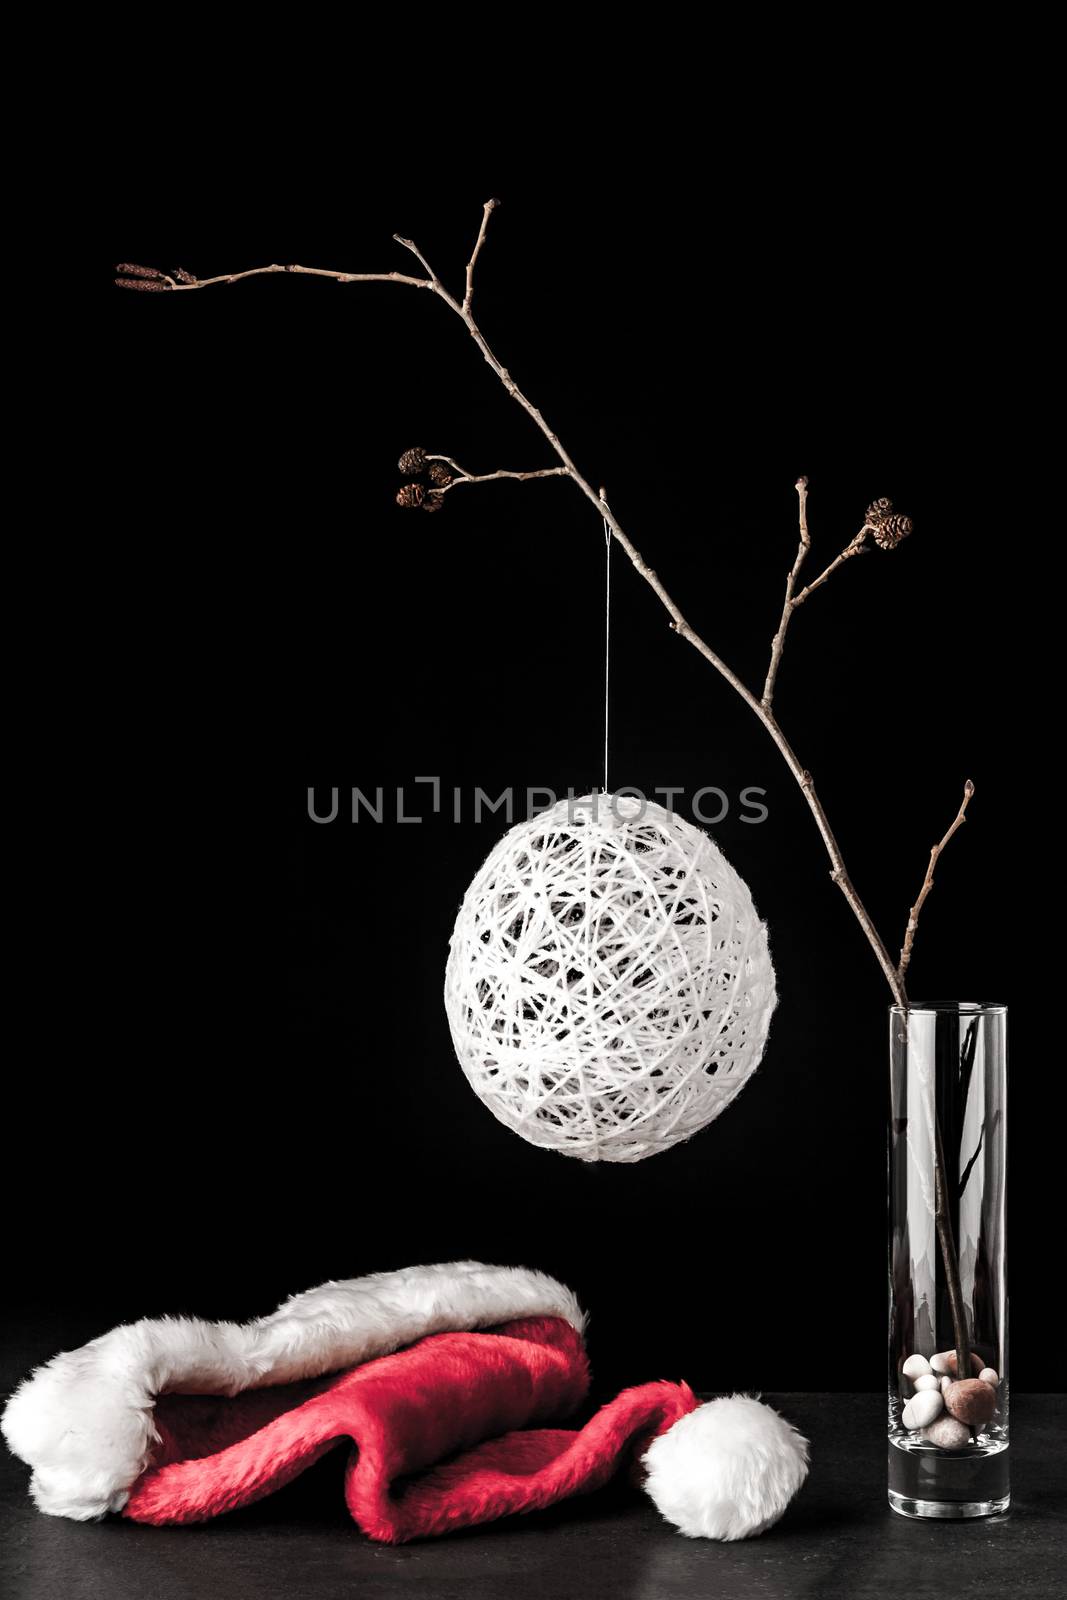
[958,1124,987,1197]
[464,198,499,311]
[422,453,570,490]
[898,780,976,983]
[392,234,440,286]
[444,467,571,492]
[118,263,434,293]
[762,476,813,708]
[898,786,976,1382]
[957,1017,980,1123]
[935,1117,973,1387]
[790,527,871,608]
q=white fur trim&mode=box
[643,1394,809,1540]
[1,1260,585,1522]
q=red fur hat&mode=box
[2,1263,809,1542]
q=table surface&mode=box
[2,1394,1063,1600]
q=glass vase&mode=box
[887,1002,1009,1519]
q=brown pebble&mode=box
[944,1378,997,1426]
[932,1351,985,1378]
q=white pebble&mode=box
[902,1353,933,1380]
[902,1390,944,1429]
[979,1367,1000,1388]
[930,1350,955,1375]
[922,1415,971,1450]
[940,1376,952,1393]
[913,1374,941,1392]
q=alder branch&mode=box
[117,216,916,1004]
[898,780,976,984]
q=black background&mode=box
[10,101,1055,1406]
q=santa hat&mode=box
[2,1261,809,1542]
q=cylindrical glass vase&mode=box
[888,1002,1008,1519]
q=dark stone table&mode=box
[2,1395,1062,1600]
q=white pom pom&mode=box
[642,1395,809,1540]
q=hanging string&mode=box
[603,510,611,795]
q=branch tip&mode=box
[898,779,977,982]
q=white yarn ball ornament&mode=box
[444,794,777,1162]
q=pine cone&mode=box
[428,461,453,488]
[865,497,894,527]
[398,447,427,475]
[422,490,447,514]
[396,482,425,509]
[873,512,912,549]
